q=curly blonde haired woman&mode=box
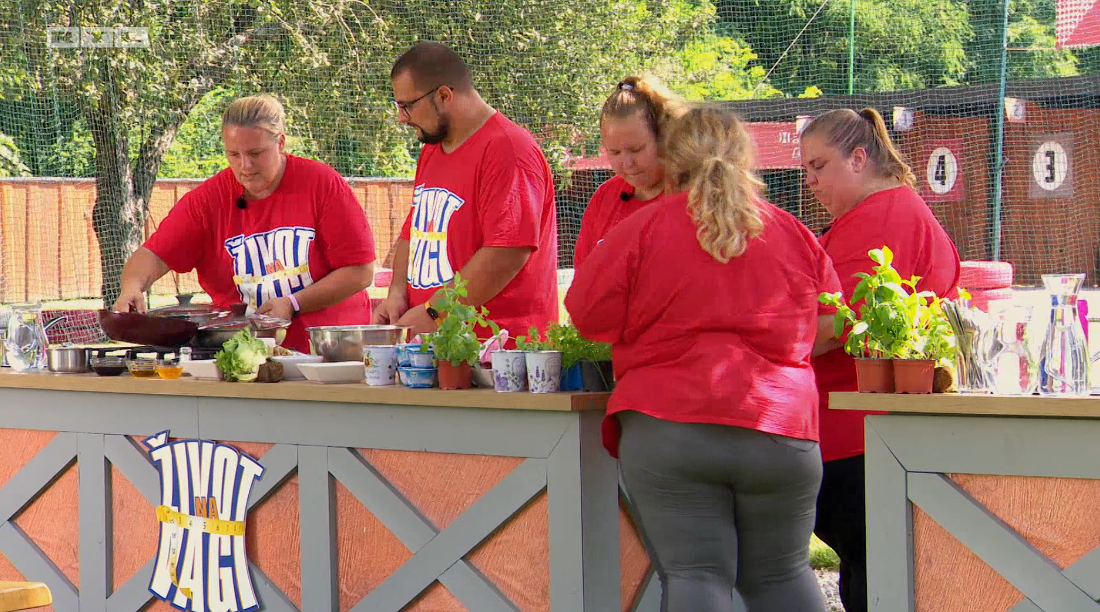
[566,106,840,611]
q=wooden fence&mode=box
[0,177,413,304]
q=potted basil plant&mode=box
[422,273,500,390]
[818,246,918,393]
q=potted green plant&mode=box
[423,273,500,390]
[893,293,955,394]
[542,323,614,392]
[819,246,919,393]
[515,327,563,393]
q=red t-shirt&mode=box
[144,155,377,353]
[565,191,841,458]
[814,185,961,462]
[573,176,659,269]
[399,112,558,339]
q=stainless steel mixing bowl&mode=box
[306,325,412,362]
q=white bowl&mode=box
[182,359,220,381]
[272,354,324,380]
[297,361,365,384]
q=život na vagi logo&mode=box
[145,431,266,612]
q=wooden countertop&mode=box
[0,370,609,412]
[830,391,1100,419]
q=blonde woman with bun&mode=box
[566,106,840,611]
[113,94,378,353]
[572,75,684,268]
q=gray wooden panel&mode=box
[865,420,915,612]
[350,458,546,612]
[868,414,1100,478]
[907,472,1098,611]
[630,572,661,612]
[329,447,526,612]
[1007,599,1046,612]
[547,411,621,612]
[298,445,336,612]
[103,434,158,505]
[0,432,76,522]
[0,522,77,612]
[0,388,199,436]
[250,562,301,612]
[196,397,571,457]
[1061,547,1100,601]
[78,434,109,612]
[106,558,154,612]
[247,444,297,510]
[328,448,436,546]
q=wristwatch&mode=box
[424,301,440,321]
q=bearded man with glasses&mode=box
[374,42,559,345]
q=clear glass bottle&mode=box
[4,303,46,372]
[993,305,1037,395]
[1039,274,1090,396]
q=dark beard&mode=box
[417,111,450,145]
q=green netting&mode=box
[1,0,1099,325]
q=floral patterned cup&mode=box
[491,350,528,392]
[363,345,399,386]
[524,350,562,394]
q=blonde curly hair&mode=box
[662,106,765,263]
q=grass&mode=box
[810,534,841,571]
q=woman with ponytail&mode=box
[565,106,840,611]
[801,108,961,612]
[572,75,685,268]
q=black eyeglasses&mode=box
[393,86,441,114]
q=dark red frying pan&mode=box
[98,309,198,346]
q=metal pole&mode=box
[848,0,856,94]
[991,0,1010,260]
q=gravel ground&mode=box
[817,569,844,611]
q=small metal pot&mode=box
[46,346,90,373]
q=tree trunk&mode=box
[87,102,142,310]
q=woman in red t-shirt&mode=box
[801,108,961,612]
[112,95,377,353]
[566,107,839,612]
[571,76,684,269]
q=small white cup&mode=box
[525,350,562,394]
[491,350,527,392]
[363,345,399,386]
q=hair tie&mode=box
[619,83,635,91]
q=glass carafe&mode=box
[994,305,1038,395]
[3,304,46,372]
[1039,274,1090,396]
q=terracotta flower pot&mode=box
[893,359,935,394]
[854,358,895,393]
[437,361,473,390]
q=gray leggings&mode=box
[618,410,825,612]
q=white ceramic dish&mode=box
[297,361,365,384]
[182,359,220,381]
[272,354,324,380]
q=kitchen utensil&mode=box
[45,346,90,373]
[147,301,227,326]
[99,309,198,346]
[307,325,412,362]
[1039,273,1090,396]
[297,361,365,384]
[90,356,127,376]
[126,358,159,378]
[194,304,290,348]
[943,300,1001,393]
